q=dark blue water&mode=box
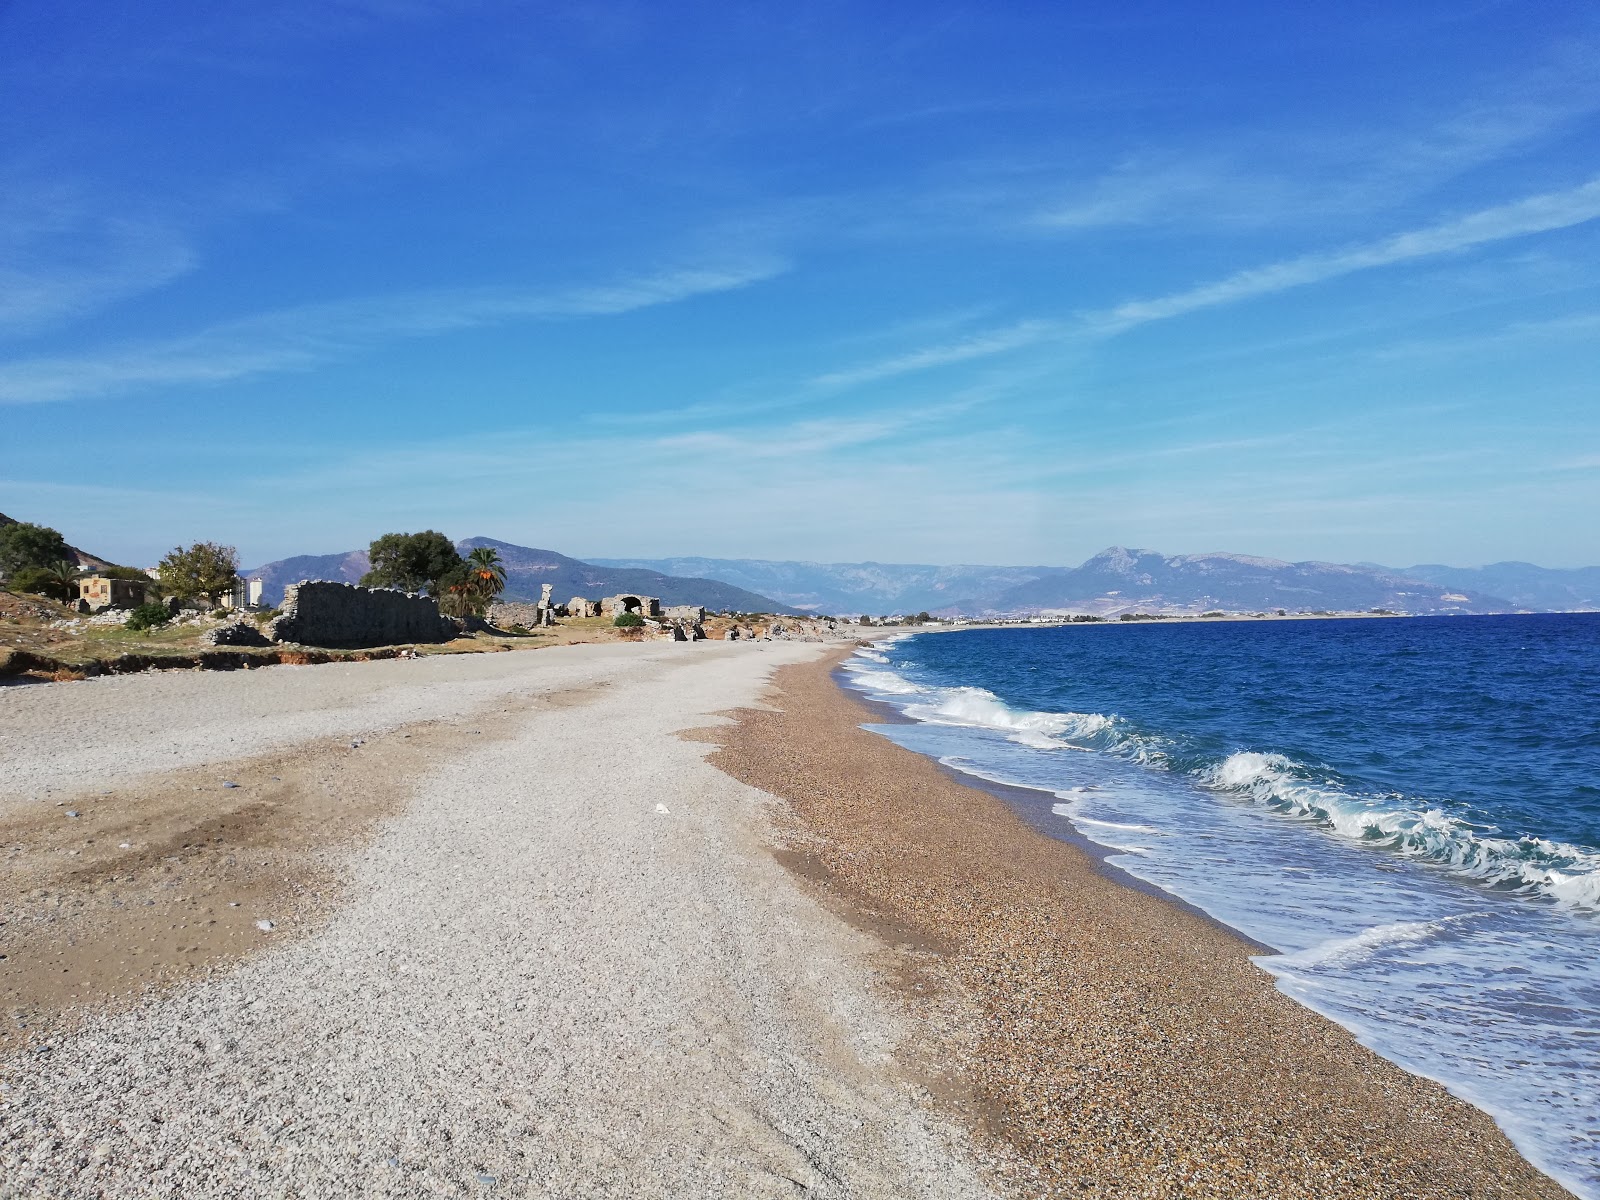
[842,615,1600,1197]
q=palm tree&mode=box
[44,559,80,603]
[465,546,506,608]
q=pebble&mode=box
[255,920,275,932]
[221,781,240,789]
[66,810,80,818]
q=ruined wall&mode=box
[663,604,706,623]
[602,594,661,618]
[266,581,457,648]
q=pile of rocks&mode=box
[201,620,272,647]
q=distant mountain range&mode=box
[230,538,1600,618]
[598,547,1600,616]
[244,537,798,612]
[589,555,1050,616]
[1377,562,1600,615]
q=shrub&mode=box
[125,602,172,632]
[210,607,230,619]
[9,565,70,601]
[613,612,644,628]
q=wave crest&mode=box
[1198,751,1600,910]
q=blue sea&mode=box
[841,614,1600,1199]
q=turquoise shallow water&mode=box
[841,615,1600,1198]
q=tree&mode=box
[158,542,240,604]
[0,522,72,578]
[361,531,462,596]
[465,546,506,605]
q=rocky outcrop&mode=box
[265,581,457,649]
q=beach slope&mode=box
[707,649,1574,1200]
[0,642,994,1198]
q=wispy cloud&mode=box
[0,259,785,405]
[814,177,1600,389]
[810,320,1058,389]
[1093,176,1600,335]
[0,184,199,335]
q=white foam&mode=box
[1198,751,1600,911]
[1274,914,1482,969]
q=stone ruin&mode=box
[602,594,661,618]
[663,604,705,623]
[567,597,602,619]
[265,581,457,649]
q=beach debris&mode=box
[255,919,276,932]
[654,803,671,815]
[65,810,80,818]
[221,781,240,789]
[350,739,365,749]
[119,842,131,849]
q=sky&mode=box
[2,1,1598,570]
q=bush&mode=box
[8,565,70,601]
[210,607,230,619]
[613,612,645,628]
[125,602,172,632]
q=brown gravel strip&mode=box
[706,648,1573,1200]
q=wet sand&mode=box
[707,648,1573,1200]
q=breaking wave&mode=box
[1198,751,1600,911]
[844,644,1600,912]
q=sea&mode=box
[840,614,1600,1199]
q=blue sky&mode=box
[2,1,1598,569]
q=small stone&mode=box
[654,803,671,815]
[221,781,240,789]
[65,810,80,818]
[255,919,276,932]
[119,842,132,849]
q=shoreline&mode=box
[709,646,1573,1199]
[834,661,1279,954]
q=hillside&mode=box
[595,546,1530,616]
[993,548,1512,616]
[1385,562,1600,613]
[244,538,795,612]
[0,512,114,573]
[589,555,1058,615]
[457,539,799,612]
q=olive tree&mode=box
[361,531,462,596]
[158,541,240,604]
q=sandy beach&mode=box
[0,638,1572,1198]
